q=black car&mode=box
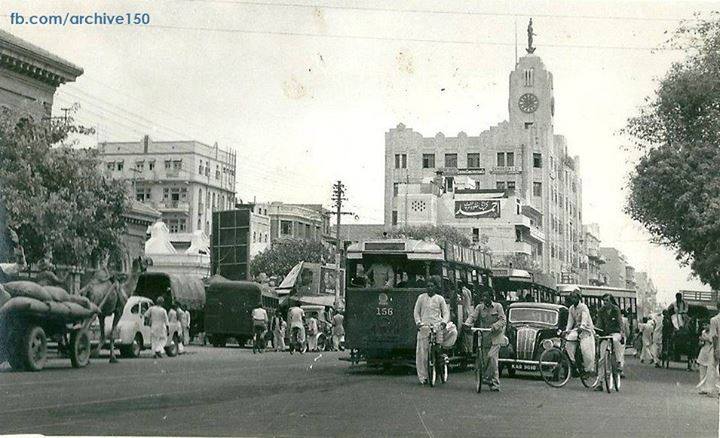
[499,302,568,376]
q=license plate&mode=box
[517,364,537,371]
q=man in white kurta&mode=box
[144,297,169,358]
[413,277,450,384]
[565,291,595,375]
[306,316,319,351]
[638,317,656,364]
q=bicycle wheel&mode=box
[602,349,611,393]
[612,352,621,392]
[539,348,571,388]
[580,358,600,389]
[475,348,483,393]
[428,347,437,387]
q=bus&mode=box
[491,268,558,305]
[344,239,492,366]
[557,284,638,334]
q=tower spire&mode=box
[526,18,536,54]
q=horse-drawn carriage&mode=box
[660,291,718,370]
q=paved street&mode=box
[1,346,717,437]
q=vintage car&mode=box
[91,296,183,358]
[499,302,568,376]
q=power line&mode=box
[167,0,693,23]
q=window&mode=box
[116,161,124,171]
[394,154,407,169]
[533,181,542,197]
[507,181,516,194]
[164,160,172,169]
[216,165,220,179]
[131,304,140,314]
[148,161,155,170]
[173,160,182,170]
[524,68,534,86]
[392,210,398,225]
[496,181,506,190]
[305,224,311,239]
[525,122,534,129]
[444,153,457,168]
[253,232,256,243]
[393,183,399,197]
[165,218,186,233]
[106,162,115,171]
[533,153,542,168]
[135,187,151,202]
[281,220,292,235]
[496,152,505,167]
[467,153,480,168]
[445,176,454,192]
[135,161,144,171]
[422,154,435,168]
[198,160,203,174]
[506,152,515,167]
[472,228,480,243]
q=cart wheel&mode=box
[21,325,48,371]
[70,329,91,368]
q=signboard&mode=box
[455,200,501,219]
[490,166,522,174]
[444,167,486,176]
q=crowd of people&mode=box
[144,297,192,359]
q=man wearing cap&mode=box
[564,290,596,378]
[463,289,507,391]
[413,276,450,385]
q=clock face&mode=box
[518,93,539,113]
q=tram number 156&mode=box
[376,307,394,316]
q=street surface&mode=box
[1,346,717,437]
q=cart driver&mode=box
[463,289,507,392]
[564,290,596,379]
[413,276,450,385]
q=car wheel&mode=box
[507,366,517,378]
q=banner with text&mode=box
[454,200,501,219]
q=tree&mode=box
[624,13,720,289]
[249,239,333,278]
[383,224,489,249]
[0,107,129,267]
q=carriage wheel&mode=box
[20,325,48,371]
[70,329,91,368]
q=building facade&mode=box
[635,271,658,317]
[582,223,606,286]
[385,51,582,282]
[235,203,271,259]
[268,202,332,243]
[0,30,83,120]
[625,264,637,290]
[98,135,237,251]
[599,247,629,289]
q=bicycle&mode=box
[466,327,492,393]
[252,324,266,354]
[538,331,601,389]
[288,326,306,355]
[596,332,622,393]
[419,323,448,387]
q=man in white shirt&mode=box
[144,297,169,359]
[251,303,268,353]
[306,316,319,351]
[564,291,596,377]
[287,305,306,353]
[464,289,506,391]
[413,276,449,384]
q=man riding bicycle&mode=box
[595,293,625,390]
[564,290,596,379]
[463,289,506,392]
[287,304,306,353]
[251,301,268,352]
[413,276,451,385]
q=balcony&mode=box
[157,201,190,213]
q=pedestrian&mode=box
[144,296,169,358]
[653,312,664,368]
[176,305,186,354]
[668,292,689,330]
[413,276,450,385]
[709,305,720,398]
[463,289,507,392]
[564,291,596,379]
[272,315,286,352]
[307,315,319,351]
[594,294,625,391]
[696,322,719,396]
[180,304,191,346]
[639,317,656,364]
[332,311,344,351]
[661,310,674,367]
[251,301,268,353]
[287,304,306,353]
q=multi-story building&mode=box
[234,203,271,259]
[582,223,606,285]
[385,43,582,282]
[0,29,82,120]
[625,264,637,290]
[98,135,237,251]
[599,247,629,289]
[267,202,331,243]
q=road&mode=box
[1,346,717,437]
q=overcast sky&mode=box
[5,0,717,303]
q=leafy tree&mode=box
[249,239,333,278]
[624,13,720,289]
[383,224,489,249]
[0,107,129,267]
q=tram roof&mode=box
[346,239,445,261]
[558,284,636,299]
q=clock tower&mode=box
[508,54,554,131]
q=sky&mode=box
[3,0,717,304]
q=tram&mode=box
[343,239,492,366]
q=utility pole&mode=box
[330,180,353,310]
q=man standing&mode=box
[179,304,191,347]
[564,291,596,378]
[287,304,306,353]
[413,276,450,385]
[307,315,319,352]
[144,296,169,359]
[272,314,286,352]
[638,317,656,364]
[710,297,720,398]
[652,312,664,368]
[668,292,689,330]
[595,294,624,390]
[251,302,268,353]
[463,290,506,392]
[332,311,345,351]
